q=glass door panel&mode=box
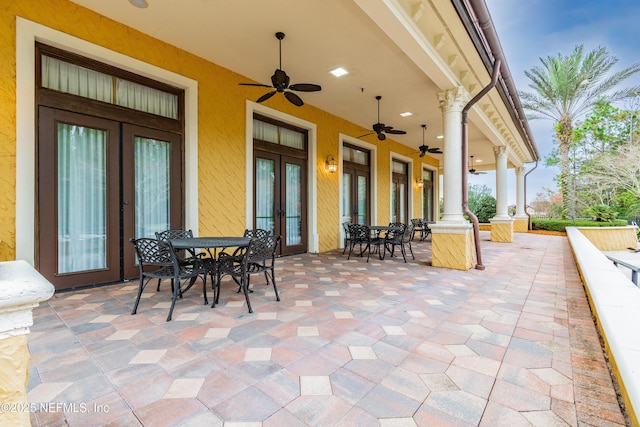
[256,157,276,234]
[285,162,302,246]
[341,172,352,224]
[57,124,108,274]
[356,175,368,225]
[134,137,171,238]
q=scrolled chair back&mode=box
[243,228,271,239]
[155,229,194,242]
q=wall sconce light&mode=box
[416,179,424,188]
[325,155,338,173]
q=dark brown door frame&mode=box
[37,107,121,289]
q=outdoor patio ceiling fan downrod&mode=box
[461,59,501,271]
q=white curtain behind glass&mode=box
[256,158,275,234]
[135,138,171,238]
[285,163,302,245]
[42,55,178,119]
[57,124,107,273]
[117,80,178,119]
[42,56,113,103]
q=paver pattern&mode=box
[27,232,627,426]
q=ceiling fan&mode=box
[359,96,406,140]
[418,124,442,157]
[469,156,487,175]
[239,32,321,107]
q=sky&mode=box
[470,0,640,204]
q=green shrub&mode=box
[584,204,618,222]
[532,218,628,232]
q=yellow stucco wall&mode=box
[0,0,439,259]
[577,226,638,251]
[0,335,30,427]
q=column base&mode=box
[490,218,514,242]
[513,216,529,233]
[430,222,475,270]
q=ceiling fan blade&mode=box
[386,129,406,135]
[273,69,289,88]
[419,151,425,157]
[239,83,273,88]
[256,91,277,103]
[357,132,374,138]
[284,91,304,106]
[428,148,443,153]
[289,83,322,92]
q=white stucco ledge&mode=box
[429,222,473,234]
[0,260,55,340]
[488,217,514,224]
[566,227,640,424]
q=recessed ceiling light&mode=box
[399,112,413,117]
[475,159,483,162]
[436,135,444,139]
[329,67,348,77]
[129,0,148,8]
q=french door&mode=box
[37,107,183,289]
[254,151,307,255]
[342,166,370,225]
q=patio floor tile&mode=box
[25,232,629,425]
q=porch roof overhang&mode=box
[68,0,538,171]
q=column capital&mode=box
[493,145,508,158]
[437,87,470,113]
[515,166,526,176]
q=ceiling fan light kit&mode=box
[239,32,321,107]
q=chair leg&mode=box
[132,276,146,315]
[408,242,415,260]
[201,273,208,306]
[156,278,161,292]
[347,241,356,260]
[242,276,253,313]
[268,267,280,302]
[167,278,179,321]
[400,244,407,263]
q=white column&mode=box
[492,146,510,220]
[437,86,469,224]
[514,166,528,219]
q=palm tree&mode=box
[519,44,640,219]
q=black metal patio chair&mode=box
[216,235,281,313]
[346,223,383,262]
[155,229,209,292]
[383,222,415,262]
[130,237,207,321]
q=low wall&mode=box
[566,227,640,425]
[0,260,55,427]
[577,226,638,251]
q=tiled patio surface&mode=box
[27,232,628,426]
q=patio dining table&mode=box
[170,236,251,256]
[171,236,252,306]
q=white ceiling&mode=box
[69,0,499,164]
